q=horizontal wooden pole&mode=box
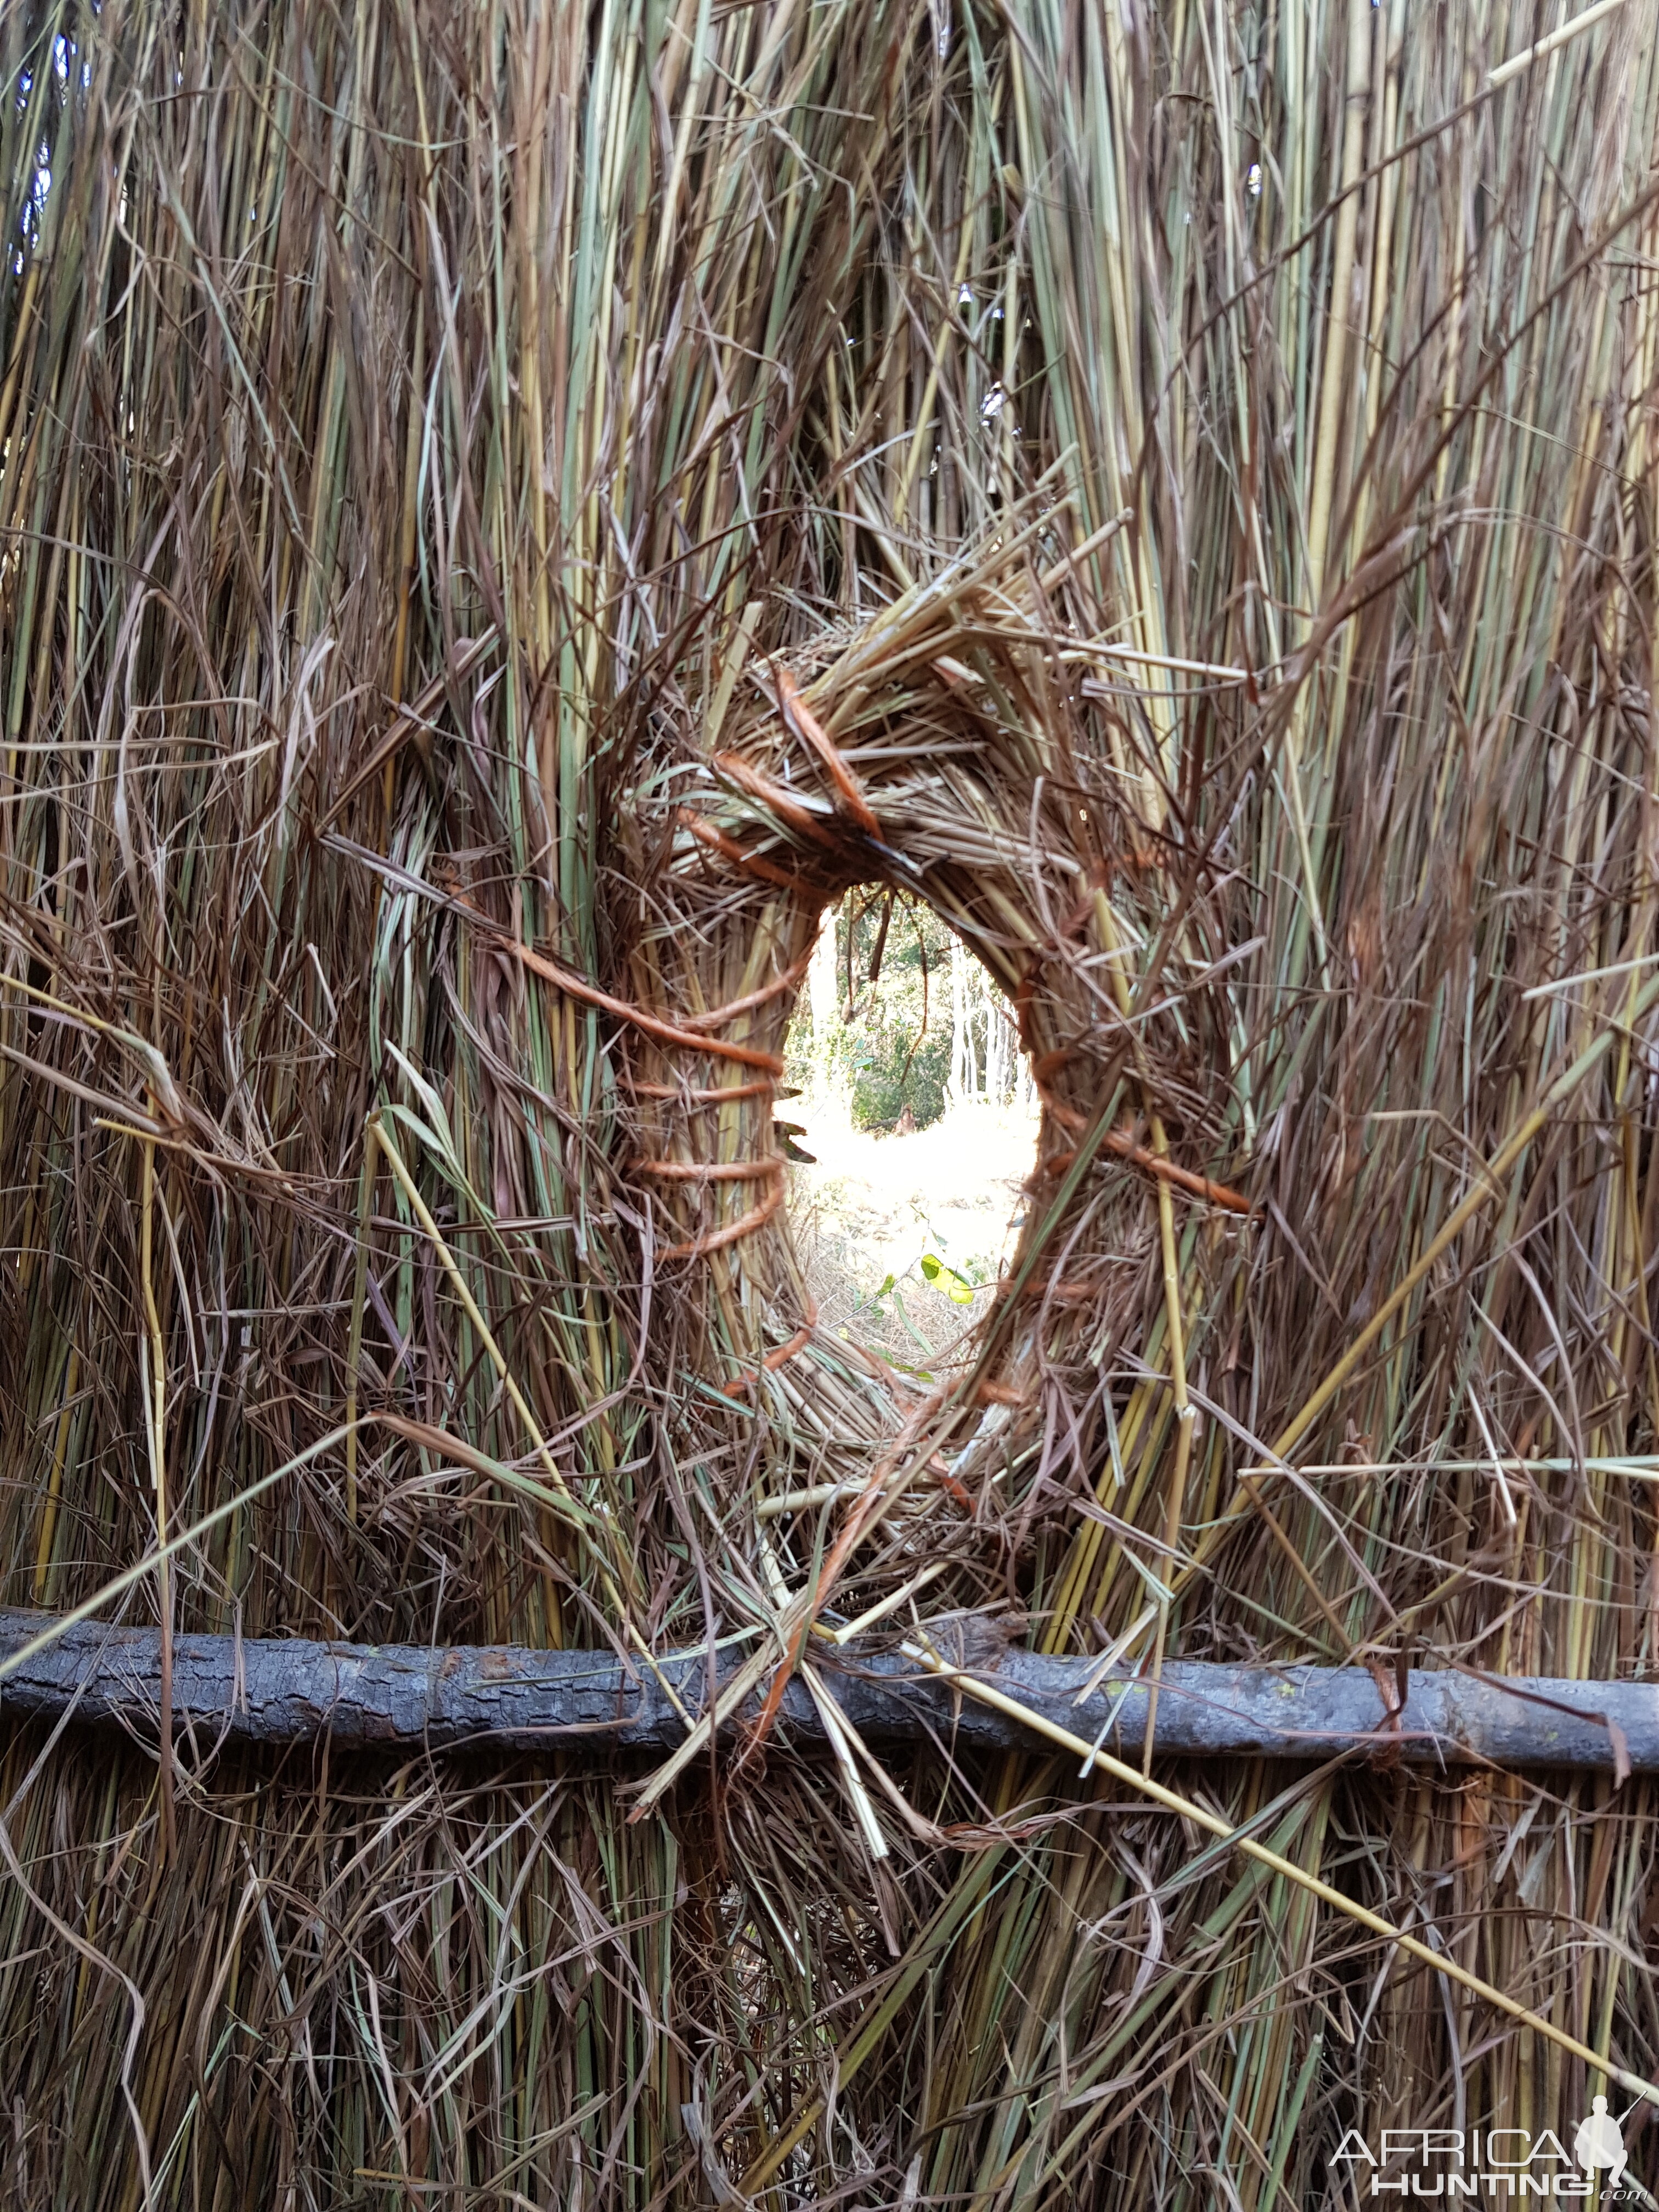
[2,1611,1655,1771]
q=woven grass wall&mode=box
[1,0,1657,2202]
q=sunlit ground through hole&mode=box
[782,890,1039,1378]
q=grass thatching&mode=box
[1,0,1658,2201]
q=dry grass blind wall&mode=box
[0,0,1657,2204]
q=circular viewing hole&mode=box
[781,890,1039,1379]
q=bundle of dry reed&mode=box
[0,0,1656,2203]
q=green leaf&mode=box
[921,1252,975,1304]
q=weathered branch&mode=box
[2,1611,1655,1770]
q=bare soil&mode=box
[787,1098,1039,1372]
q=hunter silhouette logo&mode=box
[1574,2099,1626,2191]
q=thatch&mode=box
[1,0,1657,2201]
